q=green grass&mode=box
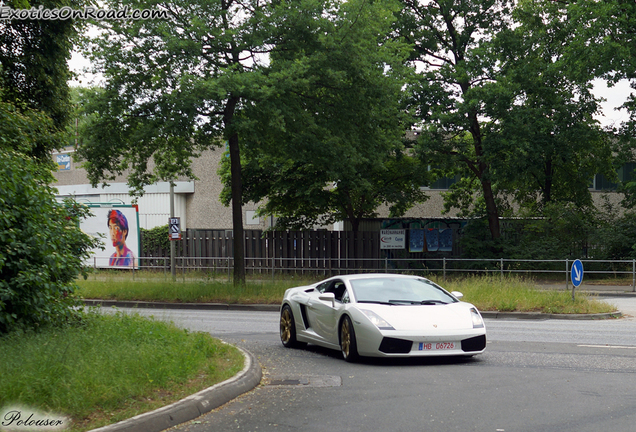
[77,271,617,315]
[0,312,244,432]
[435,276,616,314]
[78,272,317,304]
[1,273,615,432]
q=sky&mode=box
[592,79,633,128]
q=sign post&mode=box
[570,259,584,301]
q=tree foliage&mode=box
[0,1,99,334]
[487,0,616,213]
[0,101,100,335]
[220,0,428,231]
[400,0,515,242]
[76,0,286,284]
[401,0,621,248]
[0,0,84,157]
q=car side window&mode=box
[341,290,350,304]
[331,281,346,302]
[316,281,332,293]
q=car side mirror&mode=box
[319,292,336,307]
[451,291,464,300]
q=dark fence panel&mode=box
[141,229,466,273]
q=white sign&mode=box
[169,217,181,240]
[380,229,406,250]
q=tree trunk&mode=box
[225,97,246,285]
[481,178,501,240]
[469,112,501,241]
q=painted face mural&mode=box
[107,210,134,267]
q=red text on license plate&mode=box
[419,342,455,351]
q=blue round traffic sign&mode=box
[571,259,584,287]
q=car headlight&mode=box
[360,309,395,330]
[470,308,484,328]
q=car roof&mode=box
[336,273,423,281]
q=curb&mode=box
[88,347,262,432]
[83,299,280,312]
[480,311,622,320]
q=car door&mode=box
[306,279,345,345]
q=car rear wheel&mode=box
[340,315,359,362]
[280,304,304,348]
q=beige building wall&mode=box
[52,146,626,231]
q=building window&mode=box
[245,210,259,225]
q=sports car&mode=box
[279,273,486,362]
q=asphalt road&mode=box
[103,298,636,432]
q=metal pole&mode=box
[565,258,569,291]
[443,257,446,283]
[170,182,176,282]
[500,258,504,280]
[633,259,635,293]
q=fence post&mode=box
[500,258,504,280]
[385,256,388,273]
[633,259,635,293]
[443,257,446,283]
[565,259,569,291]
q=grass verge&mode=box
[77,272,617,315]
[0,312,244,432]
[77,273,315,304]
[436,276,615,314]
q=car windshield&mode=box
[349,277,457,305]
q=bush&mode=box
[140,224,170,256]
[0,147,100,334]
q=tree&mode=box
[399,0,514,242]
[220,0,429,231]
[486,0,616,213]
[76,0,285,284]
[0,100,99,334]
[556,0,636,207]
[0,0,84,158]
[400,0,619,245]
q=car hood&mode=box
[354,302,476,331]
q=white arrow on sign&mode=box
[573,265,581,283]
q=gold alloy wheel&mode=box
[341,318,351,357]
[280,308,292,344]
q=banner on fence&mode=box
[380,229,406,249]
[81,204,140,268]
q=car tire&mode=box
[280,304,304,348]
[340,315,360,362]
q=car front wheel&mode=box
[280,304,304,348]
[340,315,359,362]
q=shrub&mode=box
[0,146,100,334]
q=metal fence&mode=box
[89,256,636,291]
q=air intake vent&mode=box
[379,337,412,354]
[461,335,486,352]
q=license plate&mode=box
[418,342,456,351]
